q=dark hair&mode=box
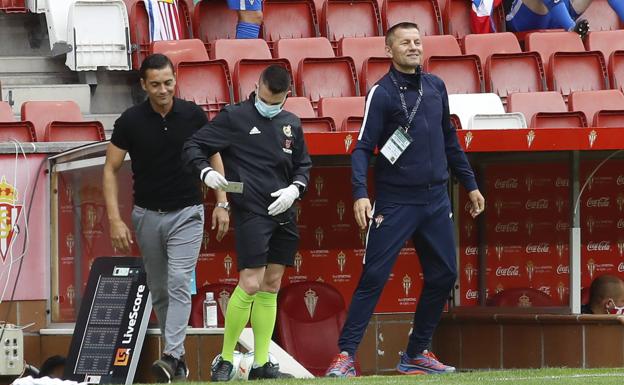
[385,22,420,46]
[259,65,291,94]
[38,355,66,378]
[589,274,624,307]
[139,53,174,80]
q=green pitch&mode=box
[142,368,624,385]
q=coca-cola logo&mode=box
[619,262,624,273]
[556,264,569,274]
[526,243,550,253]
[556,221,569,231]
[496,265,520,277]
[465,289,479,300]
[555,177,569,187]
[465,246,478,256]
[617,219,624,229]
[587,241,611,252]
[526,199,549,209]
[586,197,610,208]
[617,175,624,186]
[495,222,519,233]
[494,178,519,189]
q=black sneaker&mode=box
[152,354,178,383]
[211,357,233,382]
[572,18,590,38]
[173,356,189,382]
[248,362,294,380]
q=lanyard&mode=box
[389,72,423,133]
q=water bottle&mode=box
[203,292,218,328]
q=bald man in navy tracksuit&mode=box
[325,22,485,377]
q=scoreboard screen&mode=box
[64,257,152,384]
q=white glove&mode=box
[202,168,228,190]
[268,185,299,216]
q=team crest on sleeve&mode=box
[282,125,292,137]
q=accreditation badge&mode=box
[380,127,413,164]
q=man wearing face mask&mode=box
[582,274,624,316]
[183,65,312,381]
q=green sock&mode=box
[221,286,255,362]
[250,291,278,366]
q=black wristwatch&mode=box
[293,183,306,198]
[216,202,230,211]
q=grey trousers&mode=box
[132,204,204,359]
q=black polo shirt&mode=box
[111,97,207,211]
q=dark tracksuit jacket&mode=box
[340,65,479,357]
[182,93,312,224]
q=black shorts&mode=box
[234,210,299,270]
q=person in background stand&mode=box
[325,22,485,377]
[582,274,624,317]
[228,0,263,38]
[103,53,230,383]
[183,65,312,381]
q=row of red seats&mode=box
[0,101,105,142]
[0,0,26,13]
[508,90,624,128]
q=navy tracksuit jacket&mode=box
[339,65,478,357]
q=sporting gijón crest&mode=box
[0,176,21,263]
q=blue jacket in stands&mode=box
[352,65,478,204]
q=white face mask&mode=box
[254,89,286,119]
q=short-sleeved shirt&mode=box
[111,97,208,211]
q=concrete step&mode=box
[2,84,91,114]
[0,13,52,57]
[0,56,68,73]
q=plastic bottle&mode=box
[203,292,218,328]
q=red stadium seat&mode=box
[463,32,521,67]
[424,55,483,94]
[531,111,587,128]
[124,0,193,70]
[233,59,293,101]
[296,57,359,109]
[318,96,365,129]
[275,37,335,82]
[444,0,504,40]
[0,0,27,12]
[211,39,272,73]
[581,0,623,31]
[422,35,462,62]
[343,116,363,132]
[548,51,608,97]
[284,97,316,118]
[0,122,37,142]
[487,52,545,100]
[175,60,233,120]
[585,30,624,65]
[193,0,238,53]
[262,0,319,52]
[337,36,386,80]
[593,110,624,127]
[301,117,335,132]
[525,31,585,70]
[610,51,624,92]
[21,101,83,142]
[189,283,236,328]
[508,91,568,123]
[0,101,13,121]
[382,0,442,36]
[486,287,556,307]
[361,57,392,94]
[276,281,348,376]
[150,39,209,67]
[44,121,105,142]
[321,0,382,48]
[569,89,624,126]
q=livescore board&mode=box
[64,257,152,384]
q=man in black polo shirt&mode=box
[103,54,230,383]
[183,65,312,380]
